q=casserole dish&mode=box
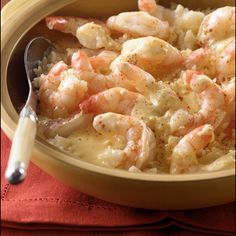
[1,0,235,209]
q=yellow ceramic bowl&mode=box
[1,0,235,210]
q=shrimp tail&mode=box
[45,16,68,31]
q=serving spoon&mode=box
[5,37,55,184]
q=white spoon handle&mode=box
[5,106,37,184]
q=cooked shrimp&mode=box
[138,0,162,18]
[113,62,156,95]
[185,39,235,78]
[71,49,93,73]
[89,50,119,73]
[70,50,116,94]
[216,39,235,78]
[138,0,204,38]
[106,11,169,40]
[47,60,69,77]
[222,77,235,117]
[197,6,235,47]
[93,112,156,169]
[79,87,143,115]
[111,36,183,77]
[170,71,226,135]
[219,78,235,139]
[138,0,173,22]
[38,61,88,118]
[45,16,121,50]
[45,16,92,34]
[71,50,156,95]
[170,124,214,174]
[76,22,121,50]
[184,48,213,75]
[71,50,133,94]
[184,48,205,66]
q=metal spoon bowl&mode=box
[5,37,55,184]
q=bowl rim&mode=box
[1,0,235,183]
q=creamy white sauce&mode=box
[47,127,127,168]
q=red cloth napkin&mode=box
[1,130,235,236]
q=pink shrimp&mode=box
[113,36,184,77]
[197,6,235,47]
[138,0,173,22]
[219,77,235,139]
[138,0,157,14]
[70,50,115,94]
[45,16,121,50]
[170,124,215,174]
[70,50,122,94]
[222,78,235,119]
[71,50,157,95]
[47,60,68,77]
[45,16,102,35]
[79,87,143,115]
[216,39,235,78]
[113,61,156,95]
[106,11,169,40]
[184,48,217,78]
[89,50,118,73]
[184,71,226,127]
[184,48,205,68]
[71,50,93,73]
[93,112,156,169]
[71,49,118,74]
[170,71,226,135]
[46,16,77,33]
[38,61,88,118]
[185,40,235,78]
[138,0,164,20]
